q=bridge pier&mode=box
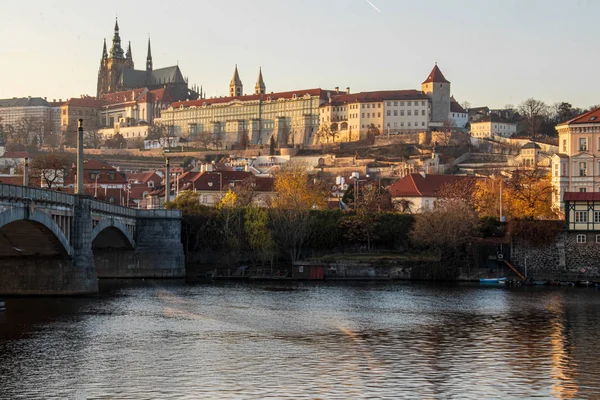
[1,184,183,295]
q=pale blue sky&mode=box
[1,0,598,109]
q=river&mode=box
[1,280,599,399]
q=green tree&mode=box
[245,207,276,268]
[269,135,276,156]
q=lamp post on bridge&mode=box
[76,119,84,195]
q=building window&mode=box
[580,187,587,192]
[577,234,587,243]
[575,211,588,223]
[401,110,405,116]
[387,101,390,106]
[378,112,381,117]
[394,110,398,116]
[422,110,426,116]
[594,211,600,223]
[362,113,365,118]
[580,162,587,176]
[367,104,370,109]
[579,138,588,151]
[387,110,391,116]
[408,110,412,116]
[400,101,404,106]
[407,101,412,106]
[596,234,600,243]
[422,122,425,126]
[394,101,398,106]
[378,104,381,108]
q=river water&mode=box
[1,280,599,399]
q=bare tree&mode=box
[196,130,213,150]
[519,98,550,139]
[30,152,71,188]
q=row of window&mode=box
[386,110,426,117]
[326,101,428,113]
[574,210,600,223]
[576,234,600,243]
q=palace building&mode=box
[96,19,198,102]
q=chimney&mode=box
[335,87,339,93]
[346,87,350,94]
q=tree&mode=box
[366,124,380,142]
[245,207,276,268]
[196,130,213,150]
[269,135,276,156]
[472,176,504,219]
[147,124,173,147]
[232,176,258,207]
[239,129,250,149]
[410,198,479,262]
[519,98,550,139]
[316,123,338,143]
[504,166,556,219]
[104,133,126,149]
[30,152,71,188]
[461,101,471,110]
[270,166,328,261]
[84,128,103,149]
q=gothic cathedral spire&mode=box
[229,65,243,97]
[126,41,132,60]
[110,17,124,59]
[146,37,153,72]
[255,67,265,95]
[102,38,108,60]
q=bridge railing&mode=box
[0,183,75,207]
[90,198,137,219]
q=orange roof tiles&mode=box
[422,64,450,84]
[388,173,472,198]
[564,192,600,201]
[326,90,429,106]
[562,107,600,125]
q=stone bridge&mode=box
[0,183,184,295]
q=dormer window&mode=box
[590,116,597,121]
[208,182,213,187]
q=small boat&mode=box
[559,281,575,287]
[579,280,593,287]
[480,277,508,285]
[0,299,5,311]
[533,280,548,285]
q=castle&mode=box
[96,19,198,101]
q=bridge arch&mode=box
[0,208,73,256]
[91,219,135,249]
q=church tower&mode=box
[97,18,134,98]
[229,65,243,97]
[254,67,266,95]
[421,63,451,124]
[146,38,153,72]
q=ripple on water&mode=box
[0,282,599,398]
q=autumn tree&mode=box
[471,176,505,219]
[30,152,72,188]
[504,167,556,219]
[519,98,550,139]
[410,198,479,266]
[270,166,328,261]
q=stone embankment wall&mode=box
[511,231,600,280]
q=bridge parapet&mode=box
[0,183,75,207]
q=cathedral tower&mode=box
[146,38,153,72]
[229,65,243,97]
[421,63,451,124]
[97,18,134,97]
[254,67,266,95]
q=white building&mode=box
[470,115,517,139]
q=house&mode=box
[552,107,600,211]
[387,173,474,212]
[63,159,127,196]
[470,115,517,139]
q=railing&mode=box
[90,198,137,218]
[0,183,75,207]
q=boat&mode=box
[480,277,508,285]
[0,299,5,311]
[559,281,575,287]
[579,280,593,287]
[533,280,548,285]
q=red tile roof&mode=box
[422,64,450,84]
[64,97,104,108]
[63,159,127,185]
[450,101,466,114]
[326,90,429,106]
[561,107,600,125]
[563,192,600,201]
[178,171,274,192]
[127,171,161,184]
[388,173,472,197]
[101,88,147,105]
[171,89,330,109]
[1,151,29,159]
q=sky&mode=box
[1,0,598,109]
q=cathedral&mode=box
[96,19,198,101]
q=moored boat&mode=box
[480,278,508,285]
[0,299,5,311]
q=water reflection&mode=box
[0,281,599,399]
